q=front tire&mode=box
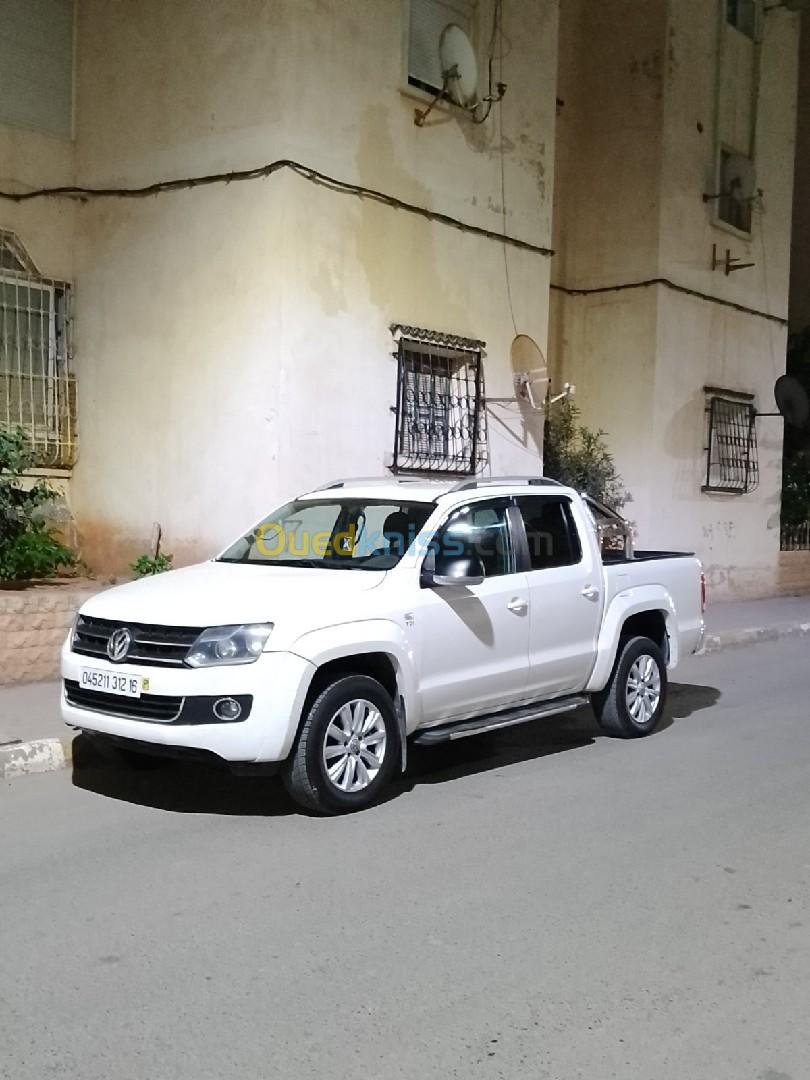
[591,635,667,738]
[282,675,399,814]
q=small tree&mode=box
[543,400,627,510]
[0,428,76,583]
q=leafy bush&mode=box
[781,327,810,530]
[781,452,810,528]
[543,400,627,510]
[131,551,174,577]
[0,428,76,583]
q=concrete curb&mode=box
[699,620,810,655]
[3,617,809,782]
[1,735,73,781]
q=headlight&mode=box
[69,613,81,647]
[186,623,273,668]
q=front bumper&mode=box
[60,642,316,763]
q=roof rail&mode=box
[304,476,443,494]
[448,476,563,493]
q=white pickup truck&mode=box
[62,477,705,814]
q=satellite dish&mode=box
[439,24,479,109]
[511,335,548,411]
[724,153,756,202]
[775,375,810,428]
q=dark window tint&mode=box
[440,501,512,578]
[517,496,582,570]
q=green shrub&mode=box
[781,327,810,529]
[781,452,810,528]
[0,428,77,584]
[543,400,627,510]
[130,551,174,577]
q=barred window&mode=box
[391,325,487,475]
[703,390,758,495]
[0,231,76,468]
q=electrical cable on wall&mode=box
[0,156,554,260]
[494,0,520,338]
[550,278,788,327]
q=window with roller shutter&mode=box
[407,0,476,97]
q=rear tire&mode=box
[591,635,667,738]
[282,675,399,814]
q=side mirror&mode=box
[429,551,485,587]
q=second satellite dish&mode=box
[439,24,479,109]
[775,374,810,428]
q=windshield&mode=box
[218,498,435,571]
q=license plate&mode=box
[79,668,144,698]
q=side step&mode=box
[412,694,590,746]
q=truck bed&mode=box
[603,549,696,564]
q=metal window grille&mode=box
[703,393,758,494]
[0,231,76,468]
[391,325,487,475]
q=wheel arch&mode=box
[586,589,677,693]
[286,621,416,771]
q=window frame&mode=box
[714,146,754,236]
[725,0,757,40]
[702,388,759,495]
[0,230,75,468]
[512,495,584,573]
[391,324,488,477]
[421,495,518,583]
[400,0,480,113]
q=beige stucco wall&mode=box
[0,125,76,282]
[66,0,558,571]
[551,0,800,599]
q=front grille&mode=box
[72,615,203,667]
[65,680,184,722]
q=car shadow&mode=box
[70,681,721,817]
[71,736,296,817]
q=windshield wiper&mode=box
[216,558,324,568]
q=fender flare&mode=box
[586,587,677,692]
[289,619,417,772]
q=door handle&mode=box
[507,597,528,615]
[581,584,600,601]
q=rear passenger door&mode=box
[515,495,603,697]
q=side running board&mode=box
[412,694,589,746]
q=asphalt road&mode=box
[2,638,809,1080]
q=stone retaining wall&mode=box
[0,582,103,686]
[777,550,810,597]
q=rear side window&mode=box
[517,496,582,570]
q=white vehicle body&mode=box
[61,478,704,797]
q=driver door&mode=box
[416,498,531,723]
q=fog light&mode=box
[213,697,242,722]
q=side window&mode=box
[439,500,513,578]
[517,496,582,570]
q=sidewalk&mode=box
[701,594,810,652]
[2,593,810,780]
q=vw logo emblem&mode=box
[107,627,132,663]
